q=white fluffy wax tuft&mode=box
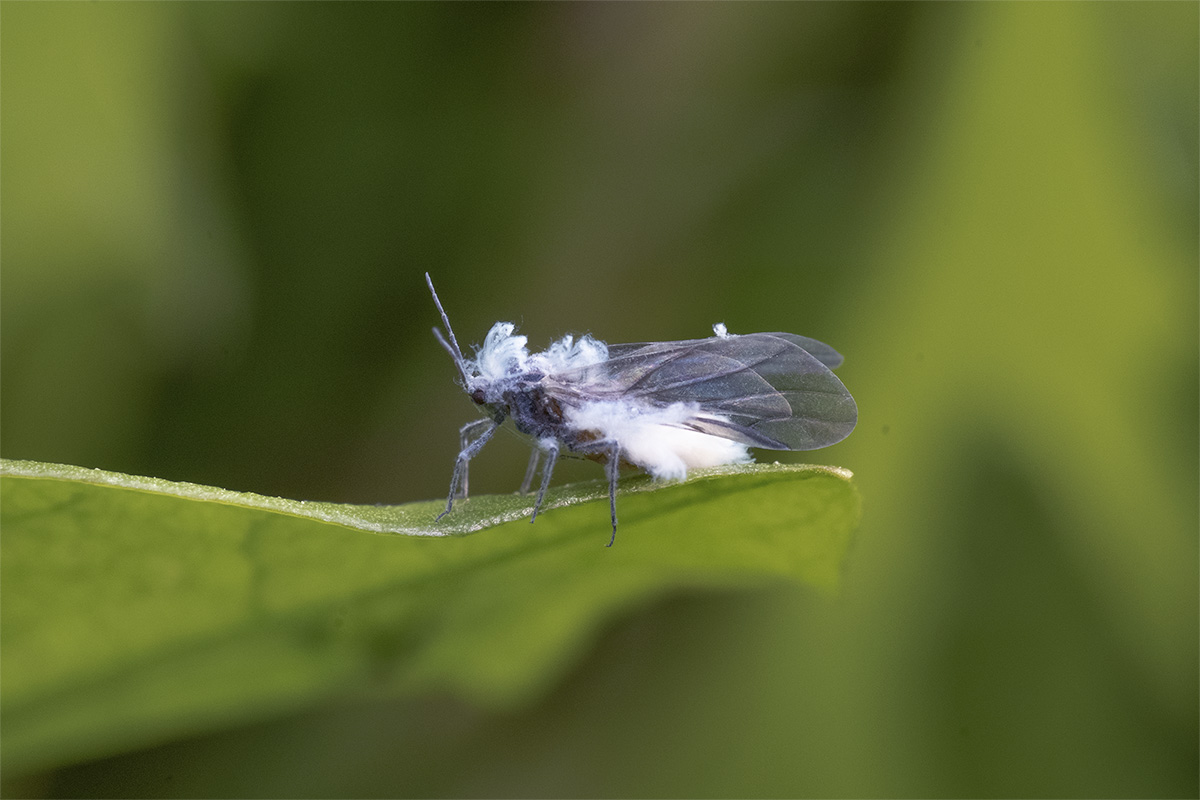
[567,400,751,480]
[531,333,609,373]
[470,322,529,382]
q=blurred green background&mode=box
[2,2,1196,797]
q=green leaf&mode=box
[0,457,859,776]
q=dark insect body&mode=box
[426,274,857,546]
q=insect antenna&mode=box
[425,273,470,383]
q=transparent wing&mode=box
[551,333,857,451]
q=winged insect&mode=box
[426,273,856,546]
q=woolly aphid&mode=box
[426,273,857,546]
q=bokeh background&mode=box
[2,2,1196,797]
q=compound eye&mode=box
[470,388,487,405]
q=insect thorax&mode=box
[502,382,566,439]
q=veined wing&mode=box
[551,333,857,451]
[607,333,842,369]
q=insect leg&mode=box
[530,441,559,523]
[437,417,502,521]
[519,446,540,495]
[456,418,493,500]
[605,441,621,547]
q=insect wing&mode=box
[763,333,842,369]
[554,334,857,451]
